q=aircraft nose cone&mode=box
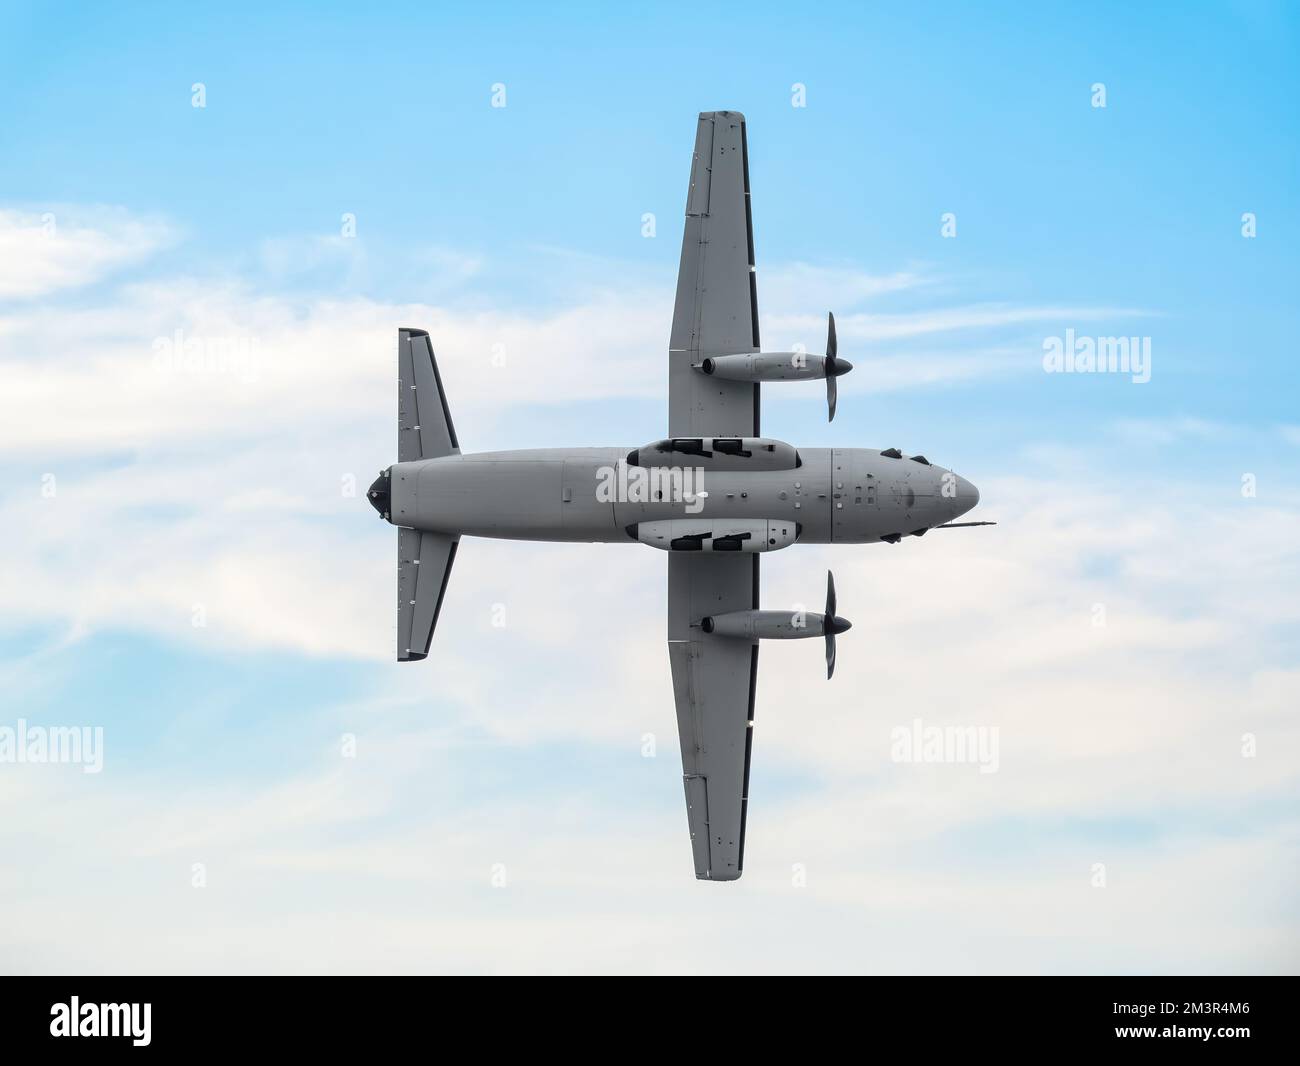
[829,616,853,635]
[952,475,979,518]
[834,358,853,376]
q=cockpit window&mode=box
[662,438,711,458]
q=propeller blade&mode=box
[822,312,850,421]
[822,571,851,678]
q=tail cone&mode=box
[368,470,391,518]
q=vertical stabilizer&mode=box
[398,327,459,461]
[397,527,458,661]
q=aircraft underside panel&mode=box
[668,111,760,438]
[398,328,459,462]
[397,527,458,661]
[667,552,759,881]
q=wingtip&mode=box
[702,109,746,124]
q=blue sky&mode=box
[1,1,1298,973]
[5,1,1295,455]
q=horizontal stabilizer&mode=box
[397,527,458,661]
[398,328,459,461]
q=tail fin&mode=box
[398,527,458,661]
[395,327,459,661]
[398,327,459,461]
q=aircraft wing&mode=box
[668,110,760,437]
[667,553,759,881]
[664,112,763,881]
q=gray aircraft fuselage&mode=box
[371,111,992,882]
[382,445,979,545]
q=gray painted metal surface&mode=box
[669,111,760,438]
[367,111,985,880]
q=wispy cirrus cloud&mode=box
[765,304,1157,345]
[0,207,174,300]
[760,262,927,312]
[0,207,1155,456]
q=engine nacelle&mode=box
[627,436,801,471]
[629,519,800,553]
[702,609,827,640]
[696,352,829,382]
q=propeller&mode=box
[822,570,853,679]
[824,312,853,422]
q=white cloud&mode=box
[0,207,173,300]
[0,256,1153,458]
[760,263,925,314]
[0,278,668,456]
[766,304,1155,345]
[1,205,1296,974]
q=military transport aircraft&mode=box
[366,111,988,881]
